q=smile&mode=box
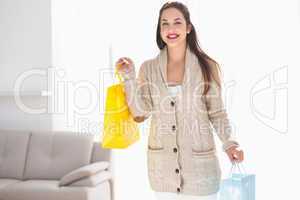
[167,34,179,39]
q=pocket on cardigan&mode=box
[191,148,216,157]
[191,152,221,187]
[147,146,164,184]
[148,145,164,151]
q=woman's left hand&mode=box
[225,146,244,163]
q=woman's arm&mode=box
[116,58,153,123]
[205,79,239,151]
[205,62,244,162]
[204,61,240,151]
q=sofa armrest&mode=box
[59,161,110,186]
[67,171,112,187]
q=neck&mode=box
[167,42,187,63]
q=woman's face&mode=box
[160,8,191,48]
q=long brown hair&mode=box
[156,1,222,95]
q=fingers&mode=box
[232,149,244,163]
[124,57,133,64]
[239,150,244,162]
[229,154,235,164]
[115,57,133,71]
[116,58,127,67]
[227,151,235,163]
[116,57,131,65]
[227,148,244,163]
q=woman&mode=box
[116,1,244,200]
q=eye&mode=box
[175,22,181,25]
[162,22,168,26]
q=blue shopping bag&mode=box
[218,162,255,200]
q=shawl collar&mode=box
[157,45,199,92]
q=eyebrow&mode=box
[161,17,182,22]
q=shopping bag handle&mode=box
[229,161,247,177]
[115,64,123,83]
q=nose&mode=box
[165,24,177,33]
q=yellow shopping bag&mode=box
[102,67,140,149]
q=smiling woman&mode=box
[115,1,243,199]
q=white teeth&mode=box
[167,34,178,39]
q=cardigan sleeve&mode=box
[122,61,153,120]
[205,70,240,152]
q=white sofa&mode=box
[0,130,113,200]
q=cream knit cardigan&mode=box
[122,46,239,196]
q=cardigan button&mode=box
[172,125,176,131]
[173,147,178,153]
[170,101,175,107]
[177,187,181,192]
[175,168,180,174]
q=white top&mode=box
[167,84,182,97]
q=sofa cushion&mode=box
[68,171,112,187]
[0,179,20,190]
[0,130,31,179]
[59,162,110,186]
[24,132,94,180]
[0,180,111,200]
[91,143,111,163]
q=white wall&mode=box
[0,0,51,91]
[0,0,52,131]
[50,0,110,132]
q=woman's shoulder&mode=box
[139,48,165,76]
[139,55,160,72]
[141,59,155,68]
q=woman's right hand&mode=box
[115,57,136,79]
